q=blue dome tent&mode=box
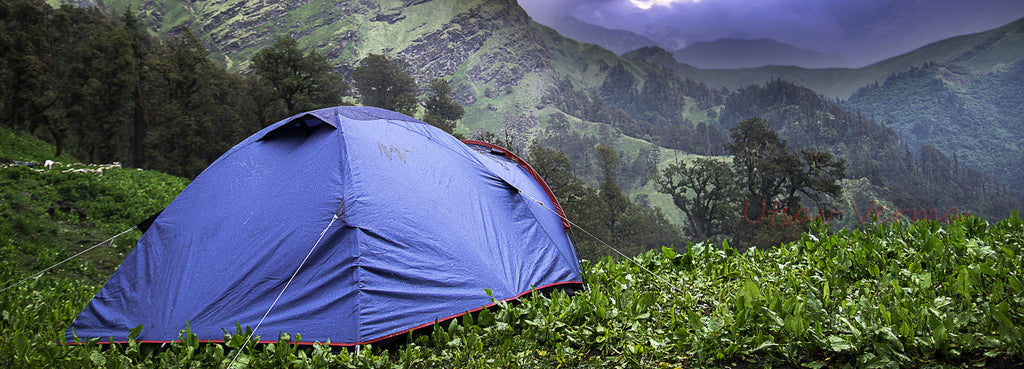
[66,106,584,346]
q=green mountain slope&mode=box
[842,18,1024,195]
[844,62,1024,195]
[67,0,549,135]
[78,0,706,178]
[67,0,721,143]
[1,127,188,282]
[713,80,1020,221]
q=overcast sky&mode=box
[517,0,1024,67]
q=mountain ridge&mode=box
[541,15,662,56]
[626,16,1024,99]
[671,38,844,69]
[839,17,1024,195]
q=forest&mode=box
[844,60,1024,196]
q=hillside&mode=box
[67,0,708,175]
[0,127,188,282]
[59,0,721,141]
[13,0,1018,237]
[843,18,1024,196]
[65,0,554,135]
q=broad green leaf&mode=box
[827,335,855,352]
[1006,209,1022,228]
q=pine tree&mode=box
[251,36,345,116]
[421,78,464,135]
[352,54,418,116]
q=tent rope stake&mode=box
[1,226,137,294]
[227,213,340,368]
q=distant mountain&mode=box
[671,38,844,69]
[628,17,1024,99]
[637,15,1024,199]
[542,15,663,55]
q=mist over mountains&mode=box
[671,38,846,69]
[540,16,849,69]
[542,15,661,56]
[520,0,1024,69]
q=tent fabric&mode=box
[462,140,570,230]
[66,106,583,345]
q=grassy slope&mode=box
[0,127,188,283]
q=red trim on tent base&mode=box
[65,280,584,347]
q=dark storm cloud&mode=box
[518,0,1024,67]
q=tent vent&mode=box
[258,115,330,141]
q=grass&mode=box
[3,214,1023,367]
[0,129,77,163]
[0,127,188,283]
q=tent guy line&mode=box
[515,186,691,299]
[227,211,343,368]
[0,226,137,294]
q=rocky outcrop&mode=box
[100,0,571,128]
[401,1,549,92]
